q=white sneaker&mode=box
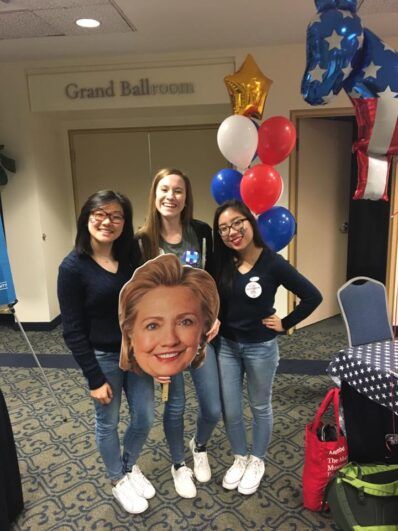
[128,465,156,499]
[112,475,148,514]
[189,437,211,483]
[222,455,248,490]
[238,455,265,495]
[171,465,197,498]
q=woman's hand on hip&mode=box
[262,314,284,332]
[90,382,113,405]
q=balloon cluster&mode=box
[211,56,297,252]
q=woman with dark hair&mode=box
[136,168,221,499]
[57,190,154,515]
[213,200,322,495]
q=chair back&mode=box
[337,276,393,347]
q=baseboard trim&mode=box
[0,313,61,331]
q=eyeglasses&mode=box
[218,218,248,237]
[90,209,125,225]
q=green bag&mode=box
[326,462,398,531]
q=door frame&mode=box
[288,107,398,322]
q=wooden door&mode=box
[69,125,225,229]
[70,129,150,227]
[295,118,353,327]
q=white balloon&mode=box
[217,115,258,169]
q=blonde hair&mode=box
[119,253,219,373]
[136,168,194,261]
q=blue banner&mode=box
[0,217,16,305]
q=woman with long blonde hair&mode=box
[136,168,220,499]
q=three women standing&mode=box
[57,191,155,514]
[137,168,221,499]
[58,180,322,510]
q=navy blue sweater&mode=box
[219,249,322,343]
[57,250,135,389]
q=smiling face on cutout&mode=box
[130,285,204,378]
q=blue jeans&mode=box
[94,351,154,481]
[216,336,279,459]
[163,343,221,464]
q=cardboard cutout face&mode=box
[119,254,219,378]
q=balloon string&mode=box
[357,0,365,11]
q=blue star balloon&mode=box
[301,0,398,201]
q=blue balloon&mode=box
[257,206,296,252]
[211,168,242,205]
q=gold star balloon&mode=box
[224,54,273,120]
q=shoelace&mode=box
[131,466,151,488]
[194,452,208,465]
[177,466,194,479]
[247,459,264,477]
[116,475,130,490]
[234,457,247,471]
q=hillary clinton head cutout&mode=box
[119,253,219,379]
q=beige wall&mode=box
[1,37,398,322]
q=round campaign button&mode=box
[245,276,262,298]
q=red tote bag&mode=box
[302,387,348,511]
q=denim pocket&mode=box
[94,350,120,372]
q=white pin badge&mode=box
[245,276,262,298]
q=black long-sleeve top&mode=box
[57,250,135,389]
[219,249,322,343]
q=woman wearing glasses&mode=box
[213,200,322,495]
[57,190,155,515]
[136,168,221,499]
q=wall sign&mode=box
[65,78,194,99]
[27,60,233,112]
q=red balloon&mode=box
[240,163,283,214]
[257,116,296,165]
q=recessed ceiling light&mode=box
[75,18,101,29]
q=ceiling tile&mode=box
[0,0,108,11]
[37,5,133,35]
[0,0,396,62]
[0,11,61,39]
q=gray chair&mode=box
[337,276,394,347]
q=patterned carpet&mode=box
[0,317,346,530]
